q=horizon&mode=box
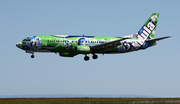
[0,94,155,98]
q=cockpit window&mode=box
[23,38,31,41]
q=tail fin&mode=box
[132,13,159,49]
[138,13,159,39]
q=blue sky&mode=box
[0,0,180,97]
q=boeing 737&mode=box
[16,13,171,61]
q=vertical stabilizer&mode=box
[132,13,159,49]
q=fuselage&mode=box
[16,13,161,61]
[16,35,156,55]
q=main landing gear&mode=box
[84,55,89,61]
[84,54,98,61]
[92,54,98,59]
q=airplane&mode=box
[16,13,171,61]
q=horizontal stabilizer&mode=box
[146,36,172,42]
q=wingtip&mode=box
[165,36,172,38]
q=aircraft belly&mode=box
[35,49,53,52]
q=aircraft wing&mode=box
[90,37,130,51]
[145,36,172,42]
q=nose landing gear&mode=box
[25,51,35,58]
[31,54,35,58]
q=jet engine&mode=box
[74,46,90,54]
[59,52,74,57]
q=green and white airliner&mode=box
[16,13,171,61]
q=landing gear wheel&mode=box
[92,54,98,59]
[84,56,89,61]
[31,55,35,58]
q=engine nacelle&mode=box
[59,52,74,57]
[74,46,90,54]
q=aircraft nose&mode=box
[16,42,22,48]
[16,43,19,48]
